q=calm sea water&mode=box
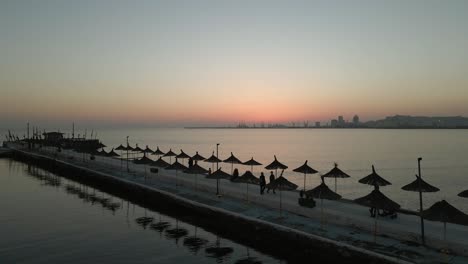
[3,128,468,211]
[0,158,283,263]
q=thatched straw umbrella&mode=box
[134,155,153,180]
[133,144,144,160]
[359,165,391,187]
[243,157,262,173]
[354,185,400,242]
[163,149,177,164]
[206,168,231,196]
[401,158,439,245]
[233,170,259,202]
[176,149,191,166]
[151,146,165,159]
[293,160,318,191]
[191,151,206,163]
[322,163,350,193]
[265,155,288,178]
[423,200,468,241]
[223,152,243,175]
[165,159,187,186]
[143,145,153,157]
[184,163,208,190]
[265,171,298,217]
[306,176,341,228]
[115,144,125,170]
[151,157,170,168]
[204,152,223,195]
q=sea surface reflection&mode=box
[0,158,282,263]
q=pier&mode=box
[4,142,468,264]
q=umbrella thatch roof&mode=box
[205,152,222,163]
[401,175,440,192]
[165,160,187,171]
[206,168,231,180]
[163,149,176,157]
[306,177,341,200]
[243,157,262,167]
[293,160,318,174]
[458,190,468,198]
[359,165,391,186]
[354,187,400,211]
[152,146,165,156]
[151,157,170,168]
[265,155,288,170]
[266,176,298,191]
[234,171,260,185]
[223,152,242,164]
[192,151,206,161]
[115,144,125,151]
[423,200,468,225]
[123,144,134,151]
[176,149,191,159]
[143,145,154,153]
[184,163,208,174]
[98,142,106,148]
[106,148,120,157]
[133,145,144,152]
[323,163,350,178]
[134,156,153,164]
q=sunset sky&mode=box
[2,0,468,128]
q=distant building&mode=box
[338,115,344,125]
[331,119,338,127]
[43,132,64,142]
[353,115,360,125]
[315,121,321,128]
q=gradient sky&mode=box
[2,0,468,128]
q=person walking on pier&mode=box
[259,172,266,195]
[267,171,276,194]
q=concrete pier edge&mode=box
[8,148,413,264]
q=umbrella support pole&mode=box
[303,173,306,192]
[374,208,378,243]
[335,177,337,193]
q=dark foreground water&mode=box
[0,158,283,263]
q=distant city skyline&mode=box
[2,1,468,128]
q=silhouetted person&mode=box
[267,171,276,194]
[259,172,266,194]
[208,167,212,176]
[188,157,193,168]
[231,168,239,181]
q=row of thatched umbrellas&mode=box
[93,144,468,245]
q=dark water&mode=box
[0,158,283,263]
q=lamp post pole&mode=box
[216,143,220,196]
[418,157,425,245]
